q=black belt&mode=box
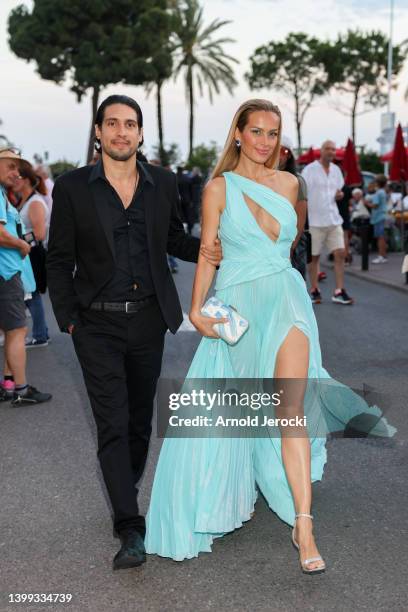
[89,296,156,313]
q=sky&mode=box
[0,0,407,165]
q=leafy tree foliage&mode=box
[151,142,182,167]
[247,33,331,151]
[358,149,383,174]
[186,141,219,176]
[327,30,405,143]
[8,0,172,161]
[49,159,79,179]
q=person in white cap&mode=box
[0,148,52,404]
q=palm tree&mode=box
[172,0,238,159]
[145,49,173,164]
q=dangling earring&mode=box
[235,139,241,148]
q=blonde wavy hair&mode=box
[211,99,282,179]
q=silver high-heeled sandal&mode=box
[291,513,326,575]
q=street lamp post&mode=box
[380,0,395,175]
[387,0,394,114]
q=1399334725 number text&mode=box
[8,593,73,604]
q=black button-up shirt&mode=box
[89,159,155,301]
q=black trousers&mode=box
[72,298,167,536]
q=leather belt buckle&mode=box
[125,301,133,313]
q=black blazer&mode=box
[46,161,200,334]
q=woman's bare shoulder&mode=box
[28,198,47,211]
[203,176,226,211]
[278,170,299,187]
[277,170,299,205]
[204,176,226,195]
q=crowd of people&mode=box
[0,149,52,404]
[0,138,208,408]
[0,95,401,576]
[277,138,407,304]
[0,128,405,406]
[167,166,203,273]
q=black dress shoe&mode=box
[113,530,146,570]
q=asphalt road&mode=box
[1,261,407,612]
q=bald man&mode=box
[301,140,353,305]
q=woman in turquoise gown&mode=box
[145,100,395,572]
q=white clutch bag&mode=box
[201,296,249,345]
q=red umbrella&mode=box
[381,149,392,162]
[297,147,346,164]
[341,138,362,185]
[381,147,408,162]
[297,146,316,164]
[333,148,346,161]
[389,124,408,181]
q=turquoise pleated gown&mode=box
[145,171,395,561]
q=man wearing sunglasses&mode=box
[0,148,52,404]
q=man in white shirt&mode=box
[302,140,353,305]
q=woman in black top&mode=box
[279,136,310,280]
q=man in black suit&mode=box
[47,95,221,570]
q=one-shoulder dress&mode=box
[145,171,395,560]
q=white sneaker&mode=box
[372,256,388,264]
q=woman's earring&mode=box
[235,139,241,148]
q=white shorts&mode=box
[310,225,345,256]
